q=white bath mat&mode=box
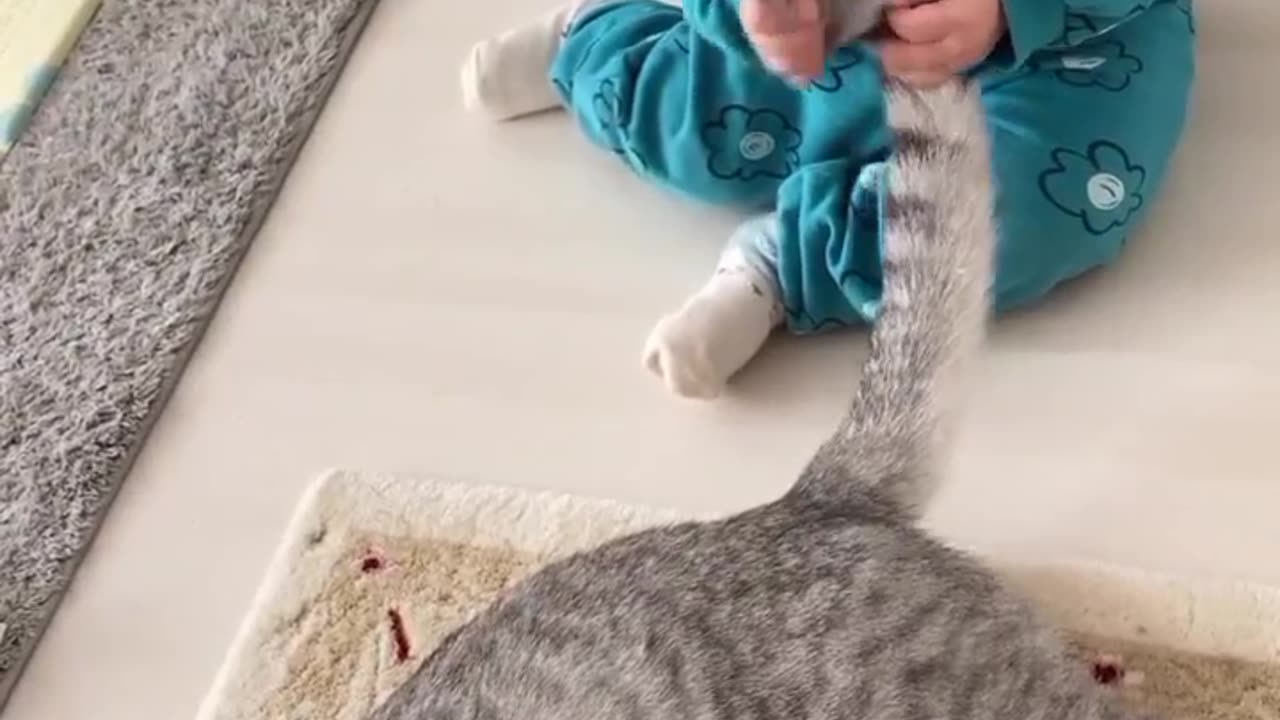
[197,470,1280,720]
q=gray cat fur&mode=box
[367,10,1158,720]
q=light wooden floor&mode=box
[8,1,1280,718]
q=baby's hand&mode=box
[879,0,1006,87]
[740,0,830,83]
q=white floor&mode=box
[8,1,1280,718]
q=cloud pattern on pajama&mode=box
[1039,140,1147,236]
[702,105,802,182]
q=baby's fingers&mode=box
[879,38,950,75]
[741,0,824,35]
[754,26,828,80]
[885,1,953,43]
[741,0,828,79]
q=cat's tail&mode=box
[786,79,995,519]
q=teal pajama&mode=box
[550,0,1196,331]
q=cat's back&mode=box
[514,495,1009,631]
[407,499,1101,720]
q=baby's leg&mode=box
[461,3,589,121]
[978,3,1195,309]
[461,0,688,123]
[643,215,785,398]
[643,153,878,398]
[763,2,1196,339]
[645,0,1197,400]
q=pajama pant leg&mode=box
[548,0,888,206]
[756,2,1195,333]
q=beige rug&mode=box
[197,470,1280,720]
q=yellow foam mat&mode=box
[0,0,100,156]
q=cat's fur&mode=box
[367,65,1154,720]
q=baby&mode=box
[462,0,1195,398]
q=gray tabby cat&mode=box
[368,53,1152,720]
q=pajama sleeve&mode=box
[1001,0,1168,66]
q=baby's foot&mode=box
[643,254,782,399]
[461,6,574,121]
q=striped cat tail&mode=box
[788,79,996,519]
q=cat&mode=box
[366,74,1155,720]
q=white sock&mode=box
[460,6,575,121]
[643,248,783,399]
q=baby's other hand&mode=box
[879,0,1006,87]
[741,0,829,83]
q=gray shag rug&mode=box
[0,0,379,704]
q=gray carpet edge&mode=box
[0,0,382,708]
